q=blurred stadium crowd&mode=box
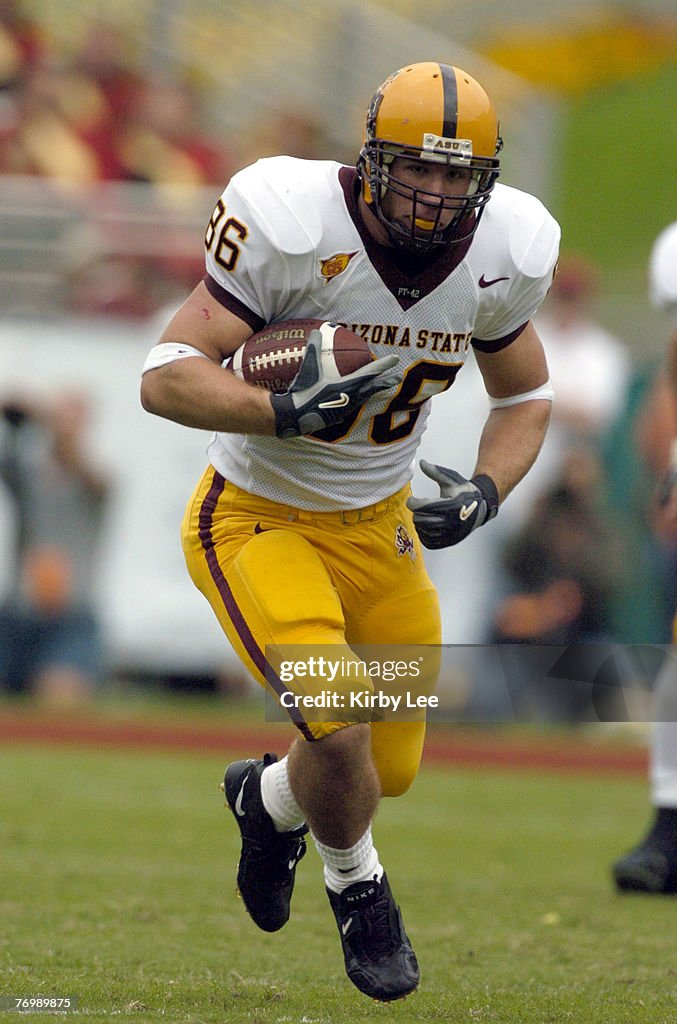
[0,3,240,189]
[0,1,674,716]
[0,1,334,317]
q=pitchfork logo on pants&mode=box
[395,524,417,561]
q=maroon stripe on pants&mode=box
[197,469,315,741]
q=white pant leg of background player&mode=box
[651,655,677,808]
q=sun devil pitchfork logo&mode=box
[395,524,416,561]
[318,251,358,283]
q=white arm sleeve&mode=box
[141,343,211,375]
[488,379,555,408]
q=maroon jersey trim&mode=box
[203,273,266,334]
[472,321,528,353]
[339,166,473,311]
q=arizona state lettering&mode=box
[349,323,408,347]
[349,323,472,355]
[416,329,472,354]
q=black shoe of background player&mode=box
[222,753,307,931]
[613,809,677,894]
[327,872,419,1001]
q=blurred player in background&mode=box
[498,253,630,539]
[0,391,110,703]
[613,221,677,894]
[535,255,629,441]
[140,62,559,1000]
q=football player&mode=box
[140,62,559,1000]
[613,221,677,895]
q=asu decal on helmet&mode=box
[358,62,502,252]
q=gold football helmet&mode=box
[358,62,502,252]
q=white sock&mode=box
[260,756,306,832]
[313,825,383,893]
[651,657,677,807]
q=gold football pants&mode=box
[181,467,441,796]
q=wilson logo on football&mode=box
[318,251,358,282]
[255,327,306,343]
[395,524,416,561]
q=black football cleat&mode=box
[613,841,677,894]
[327,873,419,1002]
[222,753,307,931]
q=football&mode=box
[226,319,373,393]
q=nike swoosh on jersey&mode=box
[341,917,353,935]
[459,501,478,521]
[318,393,350,409]
[479,274,510,288]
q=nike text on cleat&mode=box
[223,753,308,932]
[459,501,478,521]
[327,873,419,1002]
[318,393,350,409]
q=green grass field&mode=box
[556,63,677,277]
[0,737,675,1024]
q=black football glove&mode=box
[406,460,499,549]
[270,330,401,439]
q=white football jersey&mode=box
[204,157,560,510]
[649,221,677,320]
